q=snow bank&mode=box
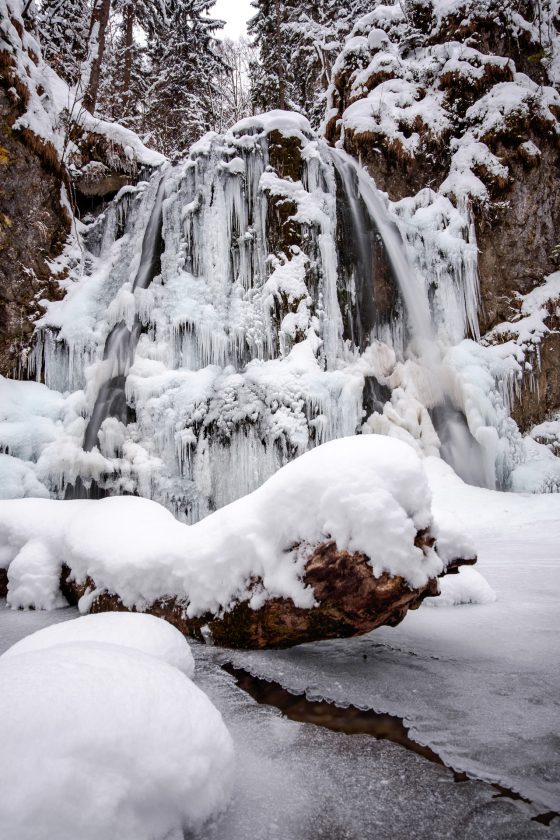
[0,644,233,840]
[0,436,467,616]
[0,454,49,500]
[2,612,195,678]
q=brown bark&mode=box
[60,532,476,650]
[83,0,111,114]
[122,2,134,114]
[0,568,7,599]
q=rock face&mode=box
[0,84,69,377]
[326,0,560,418]
[60,533,476,650]
[0,3,163,376]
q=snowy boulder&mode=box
[1,612,195,677]
[51,436,477,648]
[0,644,234,840]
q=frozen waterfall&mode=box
[16,112,531,517]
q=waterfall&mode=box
[330,149,434,358]
[20,113,527,515]
[82,174,167,453]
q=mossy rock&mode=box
[267,129,303,182]
[266,197,301,253]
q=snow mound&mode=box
[0,454,49,500]
[0,643,233,840]
[6,539,66,611]
[0,436,468,616]
[2,612,195,678]
[426,566,496,608]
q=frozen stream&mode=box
[0,461,558,838]
[0,600,552,839]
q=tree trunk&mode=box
[122,2,134,114]
[274,0,286,110]
[83,0,111,114]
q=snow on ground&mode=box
[2,612,195,677]
[0,436,471,616]
[0,600,550,840]
[0,457,556,837]
[217,459,560,815]
[0,642,233,840]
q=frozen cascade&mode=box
[82,174,168,453]
[330,149,434,358]
[11,111,548,516]
[330,148,493,486]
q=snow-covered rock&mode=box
[0,436,476,647]
[1,612,195,677]
[0,643,233,840]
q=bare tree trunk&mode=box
[122,2,134,114]
[274,0,286,110]
[83,0,111,114]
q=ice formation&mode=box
[0,643,234,840]
[1,110,558,516]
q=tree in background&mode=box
[209,38,256,134]
[248,0,371,127]
[38,0,91,86]
[142,0,224,156]
[83,0,111,112]
[37,0,226,154]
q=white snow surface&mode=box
[0,643,233,840]
[0,602,547,840]
[0,436,470,615]
[2,612,195,677]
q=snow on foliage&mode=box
[2,612,196,677]
[0,643,234,840]
[0,0,164,173]
[328,2,560,206]
[0,436,472,615]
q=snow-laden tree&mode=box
[38,0,91,86]
[142,0,224,156]
[248,0,371,127]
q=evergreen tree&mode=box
[249,0,371,127]
[142,0,224,156]
[38,0,91,86]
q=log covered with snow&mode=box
[0,436,476,648]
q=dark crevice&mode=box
[222,663,559,828]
